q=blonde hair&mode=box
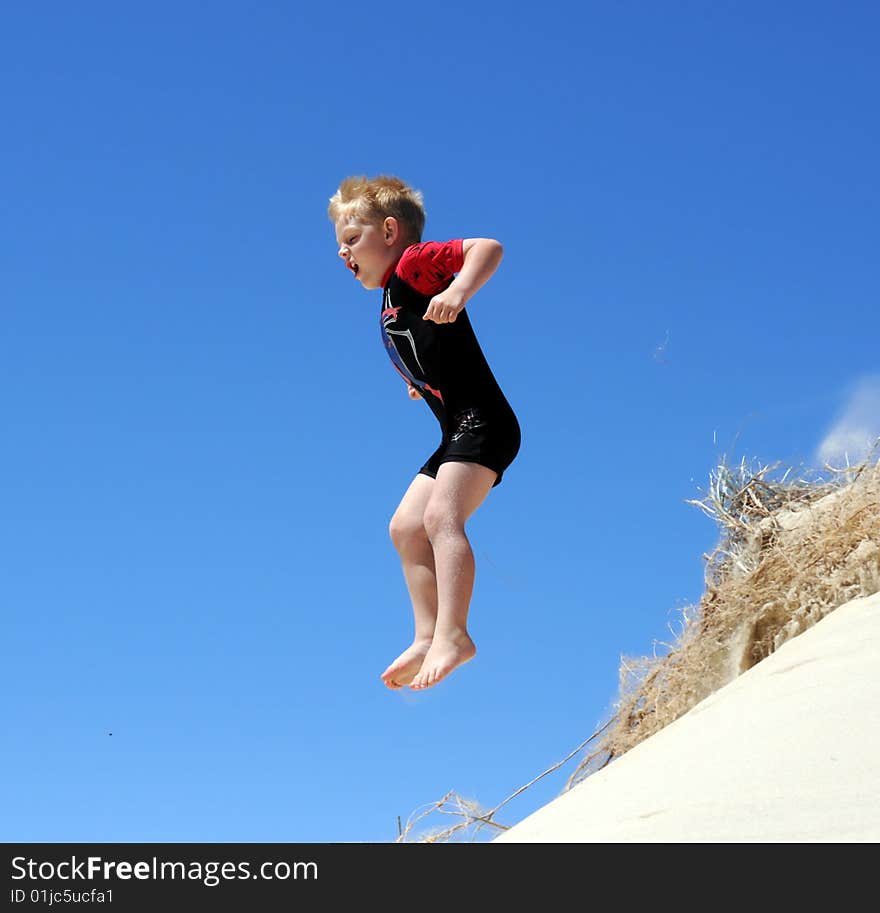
[328,175,426,244]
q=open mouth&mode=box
[348,261,360,278]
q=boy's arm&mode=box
[422,238,503,324]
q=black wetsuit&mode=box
[380,240,520,486]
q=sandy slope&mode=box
[496,591,880,843]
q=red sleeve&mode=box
[395,240,465,296]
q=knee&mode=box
[422,503,463,543]
[389,509,428,554]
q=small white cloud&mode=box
[817,376,880,466]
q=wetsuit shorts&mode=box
[418,404,521,487]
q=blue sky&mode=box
[3,1,878,842]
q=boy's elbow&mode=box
[486,238,503,261]
[463,237,504,262]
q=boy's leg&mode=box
[383,473,438,688]
[410,461,497,690]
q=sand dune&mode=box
[496,591,880,842]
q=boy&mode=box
[328,175,520,690]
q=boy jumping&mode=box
[328,175,520,690]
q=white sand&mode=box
[496,591,880,842]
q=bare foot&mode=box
[381,639,433,689]
[409,634,476,690]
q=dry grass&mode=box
[395,720,612,843]
[567,449,880,788]
[399,449,880,841]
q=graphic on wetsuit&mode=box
[381,297,443,402]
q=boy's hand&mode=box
[407,385,423,400]
[423,288,466,324]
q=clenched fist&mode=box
[423,288,466,324]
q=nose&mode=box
[338,245,349,260]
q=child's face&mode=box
[334,216,400,290]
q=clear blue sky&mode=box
[3,1,878,843]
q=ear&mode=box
[383,217,400,245]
